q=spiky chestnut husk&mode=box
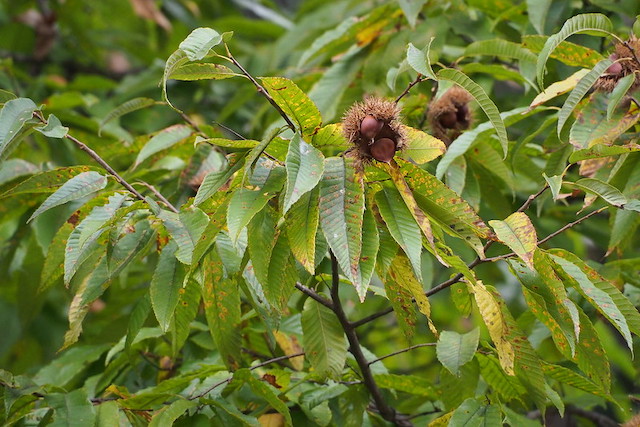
[427,86,473,146]
[595,35,640,93]
[341,96,406,164]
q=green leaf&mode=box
[489,212,537,270]
[95,401,120,427]
[162,50,189,111]
[437,329,480,377]
[297,17,358,66]
[150,241,183,333]
[543,173,563,200]
[476,354,526,402]
[0,166,97,198]
[542,363,612,400]
[64,193,128,283]
[134,125,192,168]
[397,0,427,27]
[228,162,285,243]
[557,59,613,138]
[550,250,639,350]
[526,0,552,34]
[375,185,422,282]
[301,297,347,379]
[607,73,635,120]
[205,399,260,426]
[373,373,435,397]
[572,178,626,207]
[311,123,349,149]
[158,206,209,265]
[233,369,292,426]
[319,157,367,300]
[283,132,324,213]
[169,63,236,81]
[449,398,501,427]
[99,97,157,132]
[35,114,68,138]
[125,294,151,353]
[178,27,223,61]
[536,13,613,88]
[260,77,322,138]
[406,39,436,80]
[570,143,640,163]
[523,35,603,68]
[286,187,320,273]
[437,68,508,157]
[40,222,74,292]
[203,251,242,369]
[0,98,38,163]
[463,39,537,63]
[148,399,196,427]
[28,171,107,223]
[199,138,258,149]
[399,126,446,164]
[194,154,243,206]
[46,389,95,427]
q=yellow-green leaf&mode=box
[489,212,537,270]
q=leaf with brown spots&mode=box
[260,77,322,139]
[489,212,537,270]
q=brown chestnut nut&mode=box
[360,114,383,139]
[439,111,457,129]
[370,137,396,162]
[606,53,622,74]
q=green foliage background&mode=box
[1,0,640,425]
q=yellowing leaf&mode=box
[529,68,589,109]
[470,281,515,375]
[489,212,537,270]
[399,126,446,164]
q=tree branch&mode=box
[133,181,179,213]
[189,352,305,400]
[395,75,426,104]
[225,48,296,132]
[327,252,413,426]
[294,282,333,310]
[367,343,435,366]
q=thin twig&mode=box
[367,343,436,366]
[395,75,426,104]
[34,112,149,204]
[327,252,413,427]
[537,206,608,245]
[179,111,206,137]
[190,352,305,400]
[295,282,333,309]
[133,181,178,213]
[213,120,246,140]
[225,48,296,132]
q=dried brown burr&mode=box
[427,86,473,145]
[594,35,640,93]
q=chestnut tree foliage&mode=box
[2,0,640,425]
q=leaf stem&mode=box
[367,343,436,366]
[395,75,426,104]
[224,47,296,132]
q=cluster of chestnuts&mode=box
[342,96,406,164]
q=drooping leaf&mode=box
[28,171,107,223]
[99,97,158,132]
[158,206,209,265]
[319,157,366,299]
[148,399,197,427]
[382,266,418,342]
[437,68,508,157]
[285,187,320,273]
[476,354,526,403]
[203,251,242,370]
[0,98,38,163]
[607,73,635,120]
[374,373,435,397]
[469,281,515,375]
[283,132,324,213]
[232,369,292,426]
[387,254,437,335]
[301,297,347,379]
[527,0,552,34]
[523,35,603,68]
[406,39,436,80]
[260,77,322,138]
[45,389,95,427]
[542,363,612,401]
[134,125,192,168]
[463,39,537,63]
[536,13,613,88]
[489,212,537,270]
[150,241,183,333]
[0,166,97,198]
[375,185,422,281]
[35,114,68,138]
[449,398,501,427]
[436,329,480,376]
[572,178,626,207]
